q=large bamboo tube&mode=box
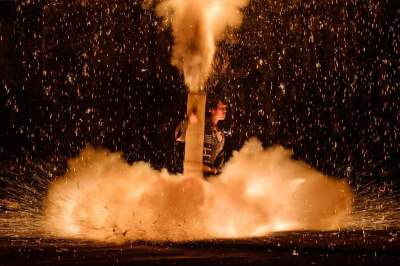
[183,91,206,178]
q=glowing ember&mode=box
[43,139,352,242]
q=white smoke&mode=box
[43,138,352,242]
[154,0,249,91]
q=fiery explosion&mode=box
[42,0,352,242]
[44,139,352,242]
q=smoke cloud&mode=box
[44,139,352,242]
[154,0,249,91]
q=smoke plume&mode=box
[44,139,352,242]
[154,0,249,91]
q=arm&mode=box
[175,120,187,142]
[203,164,218,175]
[175,111,197,142]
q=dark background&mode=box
[0,0,399,186]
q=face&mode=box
[210,101,227,122]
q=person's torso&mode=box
[203,125,224,166]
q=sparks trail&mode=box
[346,180,400,230]
[7,0,399,178]
[0,156,62,238]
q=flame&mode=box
[155,0,249,91]
[43,139,352,242]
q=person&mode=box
[175,98,227,176]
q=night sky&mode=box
[0,0,399,185]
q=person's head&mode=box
[207,98,227,125]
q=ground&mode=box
[1,230,399,265]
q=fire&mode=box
[42,1,351,242]
[43,139,352,242]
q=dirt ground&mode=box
[1,230,399,266]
